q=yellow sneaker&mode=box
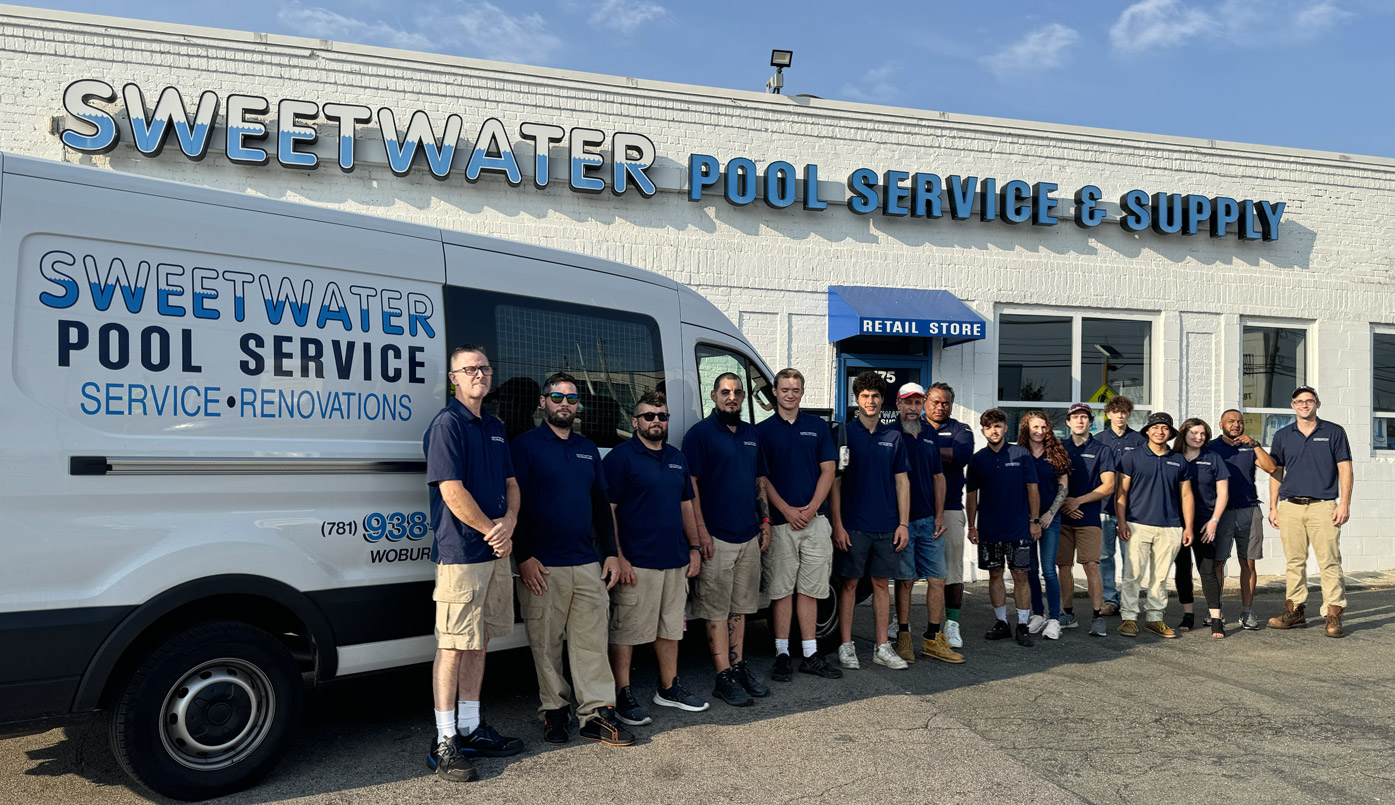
[1145,620,1177,639]
[894,631,917,663]
[922,632,965,664]
[1118,619,1139,637]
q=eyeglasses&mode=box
[547,392,580,405]
[450,366,493,377]
[635,412,670,422]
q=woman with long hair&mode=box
[1173,417,1231,638]
[1017,411,1072,639]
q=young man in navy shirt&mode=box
[966,408,1041,648]
[831,371,911,671]
[512,372,634,746]
[1210,409,1277,630]
[1097,396,1147,616]
[604,391,710,724]
[1115,412,1195,639]
[1059,403,1116,637]
[423,345,524,782]
[684,372,772,707]
[925,382,975,648]
[756,368,843,682]
[1265,386,1354,637]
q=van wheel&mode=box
[108,621,302,801]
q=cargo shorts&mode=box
[433,557,514,651]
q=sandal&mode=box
[1178,612,1195,632]
[1210,617,1226,639]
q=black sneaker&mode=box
[797,653,844,679]
[712,668,754,707]
[771,653,793,682]
[543,707,570,745]
[578,707,636,746]
[615,686,652,726]
[429,737,479,782]
[985,620,1012,640]
[454,721,524,757]
[652,678,710,712]
[1015,623,1034,647]
[732,660,770,698]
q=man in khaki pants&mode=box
[1265,386,1354,637]
[512,372,634,745]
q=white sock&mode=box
[457,700,480,735]
[802,639,818,658]
[1017,608,1030,625]
[993,605,1007,622]
[774,638,790,656]
[435,709,456,743]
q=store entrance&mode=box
[835,342,931,424]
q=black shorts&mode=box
[834,529,902,580]
[978,539,1033,572]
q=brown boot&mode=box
[1268,599,1307,629]
[1325,606,1346,638]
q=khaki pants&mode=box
[1278,499,1347,611]
[1121,523,1182,622]
[517,563,616,724]
[942,510,967,585]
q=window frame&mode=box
[1373,326,1395,451]
[1239,318,1312,445]
[694,341,776,426]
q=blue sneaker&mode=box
[454,722,524,757]
[1058,612,1079,629]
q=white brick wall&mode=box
[2,6,1393,574]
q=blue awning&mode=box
[828,285,987,346]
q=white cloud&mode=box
[981,23,1080,81]
[588,0,668,33]
[1109,0,1214,52]
[839,64,900,104]
[277,5,436,51]
[1110,0,1354,52]
[443,2,563,63]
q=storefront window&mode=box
[1241,323,1308,444]
[1374,331,1395,451]
[1081,318,1151,404]
[998,314,1071,403]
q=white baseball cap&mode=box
[897,382,927,399]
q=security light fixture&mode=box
[770,50,793,68]
[767,49,793,94]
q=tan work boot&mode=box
[1145,621,1177,639]
[1268,599,1307,629]
[922,632,965,664]
[1325,606,1346,638]
[1100,603,1120,617]
[1118,619,1139,637]
[894,631,917,663]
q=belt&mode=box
[1285,497,1331,506]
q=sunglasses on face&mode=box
[635,412,670,422]
[547,393,580,404]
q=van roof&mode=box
[1,152,678,289]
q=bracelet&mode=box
[898,523,908,528]
[689,545,702,552]
[762,518,771,524]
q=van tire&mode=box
[108,620,302,801]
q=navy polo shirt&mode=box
[510,424,609,567]
[1062,435,1116,525]
[840,419,911,532]
[1209,437,1261,509]
[894,422,944,522]
[1119,447,1192,528]
[966,443,1039,543]
[1269,419,1352,501]
[1098,426,1148,463]
[603,436,694,570]
[930,418,974,511]
[1031,450,1065,510]
[683,412,768,544]
[423,398,515,565]
[1187,450,1230,522]
[756,412,837,526]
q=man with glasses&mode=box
[1210,409,1277,630]
[423,346,524,782]
[685,372,772,706]
[512,372,635,745]
[924,382,974,649]
[1266,387,1354,638]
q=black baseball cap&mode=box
[1291,385,1319,400]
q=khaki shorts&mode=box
[610,566,689,645]
[942,510,967,585]
[1058,525,1103,566]
[693,537,761,621]
[764,515,834,600]
[433,557,514,651]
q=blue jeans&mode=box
[1026,519,1062,619]
[897,517,946,580]
[1100,512,1128,607]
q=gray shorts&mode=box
[1216,506,1264,561]
[835,529,902,580]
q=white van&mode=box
[0,152,780,799]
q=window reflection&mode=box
[998,315,1071,402]
[1242,326,1306,409]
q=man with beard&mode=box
[924,382,975,649]
[1058,403,1116,637]
[512,372,635,746]
[684,373,772,706]
[605,391,710,724]
[1209,409,1277,630]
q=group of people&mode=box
[420,347,1356,782]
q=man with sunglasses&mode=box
[423,346,524,782]
[511,372,635,746]
[604,391,711,725]
[684,372,772,707]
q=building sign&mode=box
[59,79,1285,242]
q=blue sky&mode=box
[23,0,1395,158]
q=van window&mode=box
[695,343,776,425]
[444,287,664,447]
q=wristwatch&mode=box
[689,545,702,552]
[1031,518,1041,525]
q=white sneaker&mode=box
[837,641,860,669]
[1043,619,1062,640]
[873,642,908,670]
[1027,614,1047,634]
[945,620,963,648]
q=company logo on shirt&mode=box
[1314,437,1330,442]
[878,441,896,448]
[1197,460,1212,466]
[1166,461,1181,467]
[490,435,506,443]
[576,453,593,460]
[743,440,758,447]
[668,463,684,470]
[1082,453,1096,459]
[799,431,819,438]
